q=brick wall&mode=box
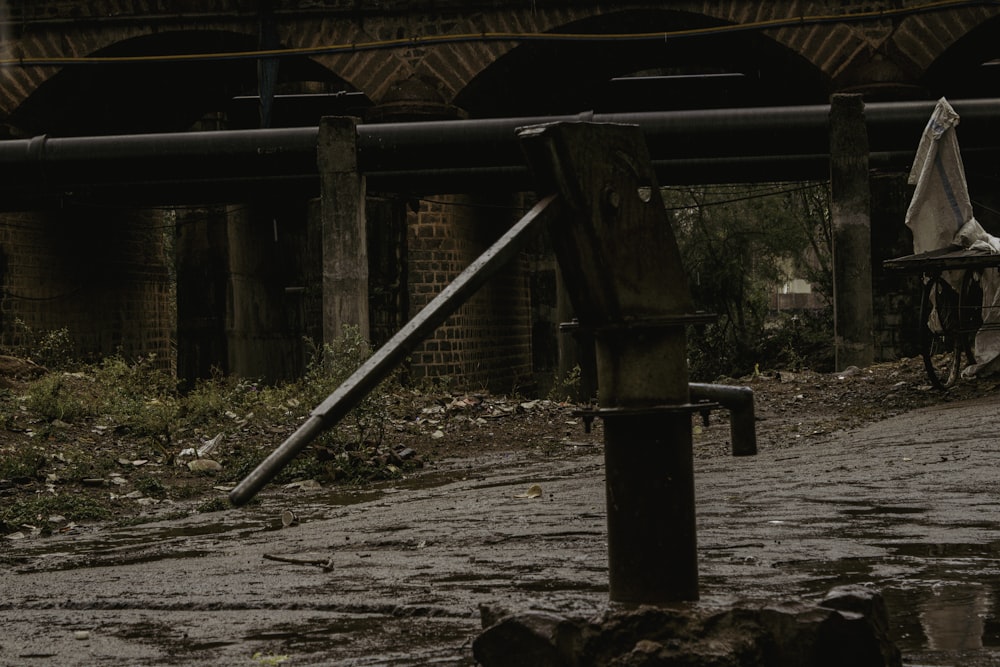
[406,194,533,393]
[0,207,174,368]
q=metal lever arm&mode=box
[229,194,563,506]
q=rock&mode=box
[187,458,222,473]
[473,611,584,667]
[473,587,901,667]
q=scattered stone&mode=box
[838,365,861,379]
[283,479,322,491]
[73,630,90,641]
[187,459,223,473]
[514,484,543,499]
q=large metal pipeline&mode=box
[0,98,997,207]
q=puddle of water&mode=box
[786,540,1000,659]
[887,582,999,652]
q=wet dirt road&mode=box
[2,394,1000,666]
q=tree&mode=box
[663,182,832,379]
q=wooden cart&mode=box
[883,245,1000,389]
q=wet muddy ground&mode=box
[2,392,1000,665]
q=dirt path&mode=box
[2,394,1000,666]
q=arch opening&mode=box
[5,30,369,137]
[455,10,830,118]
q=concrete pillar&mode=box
[317,116,369,344]
[829,94,875,370]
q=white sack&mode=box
[905,98,973,257]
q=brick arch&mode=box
[403,2,893,106]
[444,7,834,115]
[890,5,1000,77]
[286,15,418,106]
[4,3,1000,130]
[0,21,234,120]
[3,25,353,136]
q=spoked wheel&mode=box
[919,271,981,390]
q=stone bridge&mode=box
[0,0,998,389]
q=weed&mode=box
[296,327,394,451]
[35,327,76,370]
[548,365,582,403]
[196,497,229,513]
[133,475,167,498]
[24,374,88,422]
[0,491,111,533]
[3,320,78,370]
[0,445,47,480]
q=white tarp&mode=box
[904,97,1000,378]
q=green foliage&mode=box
[0,492,111,534]
[4,319,78,370]
[133,475,167,498]
[196,497,229,513]
[24,374,88,422]
[35,327,76,370]
[759,310,836,373]
[547,365,582,403]
[664,182,833,379]
[91,354,179,442]
[296,326,393,451]
[0,445,47,480]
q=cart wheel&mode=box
[919,276,957,390]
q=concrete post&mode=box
[317,116,369,343]
[830,94,875,370]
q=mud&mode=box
[2,395,1000,666]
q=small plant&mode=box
[24,374,88,422]
[35,327,76,370]
[0,492,111,534]
[92,354,180,451]
[195,497,229,513]
[0,446,47,480]
[297,327,393,451]
[133,475,167,498]
[548,365,582,403]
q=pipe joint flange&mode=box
[573,402,719,432]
